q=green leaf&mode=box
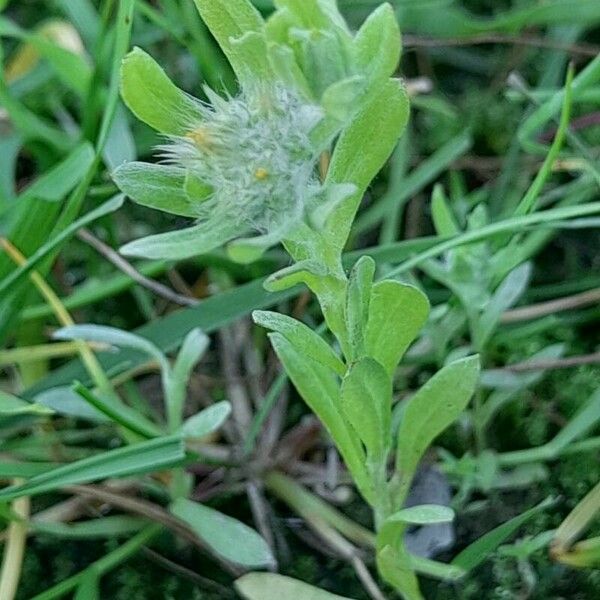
[377,544,423,600]
[184,171,213,203]
[547,387,600,455]
[452,497,554,571]
[229,31,274,87]
[275,0,350,37]
[34,387,108,422]
[475,263,531,348]
[0,435,185,501]
[236,573,353,600]
[120,47,204,135]
[289,28,348,98]
[253,310,345,376]
[269,332,372,502]
[0,390,53,416]
[19,142,95,202]
[32,516,146,539]
[227,231,281,264]
[74,572,99,600]
[192,0,264,85]
[388,505,455,525]
[396,356,480,502]
[267,42,312,98]
[0,194,125,299]
[320,76,365,122]
[112,162,204,217]
[365,281,429,376]
[182,401,231,439]
[263,260,327,292]
[345,256,375,360]
[170,497,275,568]
[54,324,168,372]
[326,78,410,250]
[353,2,401,82]
[172,329,209,387]
[431,184,459,237]
[120,220,242,260]
[340,357,392,459]
[73,382,162,439]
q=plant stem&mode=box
[0,482,30,600]
[265,471,376,548]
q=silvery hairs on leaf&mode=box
[121,83,328,260]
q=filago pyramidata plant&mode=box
[114,1,480,598]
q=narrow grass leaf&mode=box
[452,497,554,571]
[0,435,184,501]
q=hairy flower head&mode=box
[161,84,324,239]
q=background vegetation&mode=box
[0,0,599,598]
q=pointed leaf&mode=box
[182,401,232,439]
[269,332,372,502]
[396,356,480,502]
[119,220,240,260]
[54,324,167,370]
[345,256,375,360]
[0,435,185,501]
[253,310,345,376]
[171,497,275,568]
[453,497,554,571]
[263,260,327,292]
[431,184,459,237]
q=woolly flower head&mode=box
[163,84,324,238]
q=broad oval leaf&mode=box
[192,0,264,86]
[353,2,401,82]
[325,79,410,250]
[236,573,353,600]
[171,497,275,568]
[365,280,430,376]
[395,356,480,503]
[113,162,202,217]
[120,47,204,135]
[340,357,391,459]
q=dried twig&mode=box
[65,484,242,576]
[404,33,600,57]
[503,352,600,373]
[501,287,600,323]
[77,228,199,307]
